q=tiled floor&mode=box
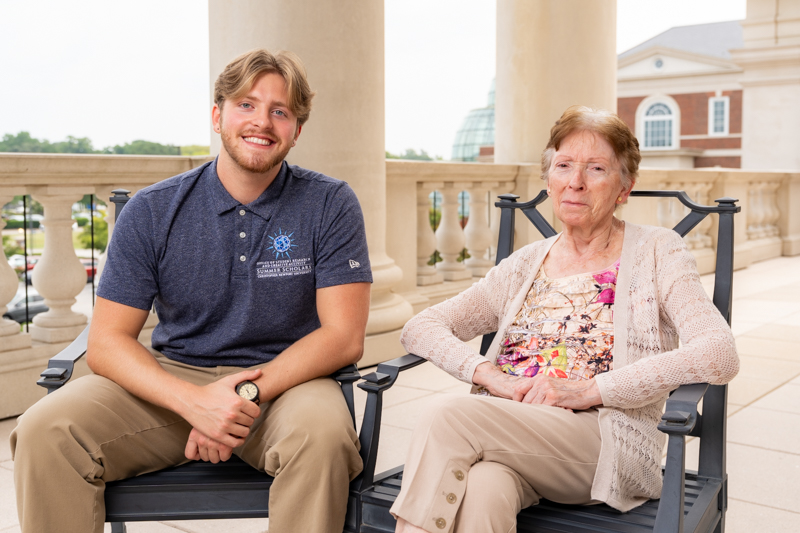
[3,255,800,532]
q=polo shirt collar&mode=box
[208,158,289,221]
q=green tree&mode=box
[0,132,54,152]
[78,216,108,252]
[180,145,211,156]
[106,140,180,155]
[52,136,96,153]
[2,235,23,257]
[386,148,441,161]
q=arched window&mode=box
[643,103,674,148]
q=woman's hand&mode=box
[519,374,602,410]
[472,361,536,399]
[472,362,602,410]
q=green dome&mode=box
[451,80,495,162]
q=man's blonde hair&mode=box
[214,49,315,126]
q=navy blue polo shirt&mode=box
[97,159,372,367]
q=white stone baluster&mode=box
[435,183,472,281]
[416,183,444,286]
[93,186,115,281]
[657,185,671,230]
[747,182,765,240]
[694,182,714,249]
[29,190,88,343]
[464,183,496,277]
[487,187,502,262]
[765,180,781,237]
[0,193,32,351]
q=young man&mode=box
[11,49,372,533]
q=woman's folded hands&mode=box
[472,361,602,411]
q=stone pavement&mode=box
[3,255,800,532]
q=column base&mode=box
[437,268,473,281]
[467,266,491,277]
[748,236,783,264]
[0,319,21,337]
[417,272,444,286]
[361,327,408,368]
[783,235,800,256]
[690,247,716,276]
[30,323,88,344]
[0,331,32,352]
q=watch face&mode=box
[237,382,258,401]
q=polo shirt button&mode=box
[454,470,464,481]
[239,232,246,238]
[239,209,246,216]
[446,493,457,504]
[239,255,246,262]
[435,518,446,529]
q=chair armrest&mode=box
[352,354,426,492]
[658,383,708,436]
[37,326,90,394]
[331,364,360,427]
[654,383,709,533]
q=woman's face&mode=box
[547,130,632,232]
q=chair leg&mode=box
[111,522,127,533]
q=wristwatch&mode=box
[235,380,260,405]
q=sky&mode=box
[0,0,746,159]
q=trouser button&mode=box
[435,518,447,529]
[446,493,457,504]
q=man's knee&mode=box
[263,380,361,477]
[11,388,80,460]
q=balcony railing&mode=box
[0,152,798,417]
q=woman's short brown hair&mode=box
[214,49,315,127]
[541,105,641,190]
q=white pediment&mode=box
[618,46,741,81]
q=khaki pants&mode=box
[10,353,362,533]
[390,394,602,533]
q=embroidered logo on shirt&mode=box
[256,257,312,278]
[349,259,360,269]
[267,229,298,259]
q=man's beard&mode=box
[220,128,291,174]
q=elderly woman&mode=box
[391,106,739,533]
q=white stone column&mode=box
[417,184,443,286]
[495,0,617,244]
[734,0,800,171]
[28,190,88,343]
[435,183,472,281]
[0,193,32,350]
[208,0,413,362]
[464,183,496,276]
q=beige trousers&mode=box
[10,353,362,533]
[390,394,602,533]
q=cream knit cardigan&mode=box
[400,222,739,512]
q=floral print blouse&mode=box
[478,259,619,394]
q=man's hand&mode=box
[185,428,235,463]
[180,368,263,456]
[472,362,602,410]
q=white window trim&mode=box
[708,96,730,137]
[635,94,681,151]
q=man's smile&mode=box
[243,136,275,146]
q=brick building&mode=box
[617,20,747,169]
